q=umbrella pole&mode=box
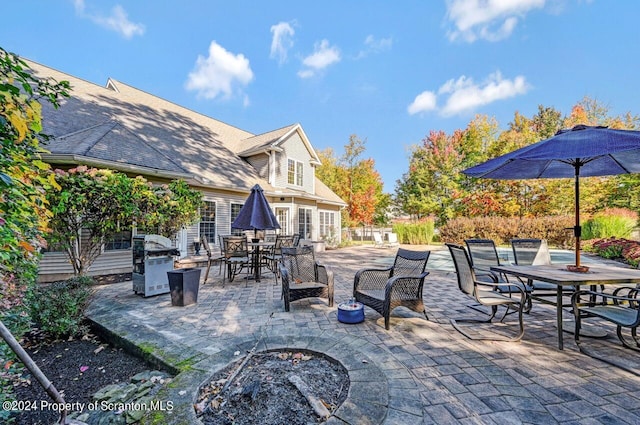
[574,164,581,267]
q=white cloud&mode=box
[185,41,254,101]
[446,0,545,42]
[407,91,437,115]
[298,39,341,78]
[74,1,145,39]
[439,71,530,116]
[355,35,393,59]
[270,21,295,65]
[407,71,530,117]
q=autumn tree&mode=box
[316,135,385,228]
[0,48,69,332]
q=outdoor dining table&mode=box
[248,241,274,282]
[491,263,640,350]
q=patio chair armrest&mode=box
[474,268,502,283]
[316,264,333,286]
[612,285,640,302]
[572,289,640,308]
[279,265,294,290]
[476,279,526,296]
[385,272,430,298]
[354,267,393,292]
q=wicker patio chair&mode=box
[447,243,526,341]
[279,246,334,311]
[353,248,430,330]
[200,235,224,284]
[222,236,250,283]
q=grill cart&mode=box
[132,234,180,297]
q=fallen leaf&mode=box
[93,346,105,355]
[210,398,221,410]
[277,352,289,360]
[194,401,206,414]
[4,361,14,370]
[79,366,89,373]
[301,355,312,361]
[293,352,303,359]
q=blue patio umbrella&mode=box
[463,125,640,268]
[231,184,280,237]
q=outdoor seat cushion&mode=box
[290,281,328,290]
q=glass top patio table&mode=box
[491,264,640,350]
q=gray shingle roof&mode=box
[27,59,345,205]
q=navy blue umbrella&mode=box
[231,185,280,237]
[463,125,640,267]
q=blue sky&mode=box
[2,1,638,191]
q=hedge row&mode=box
[438,216,576,248]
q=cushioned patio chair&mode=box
[447,243,526,341]
[279,246,334,311]
[353,248,430,330]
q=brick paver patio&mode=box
[87,245,640,424]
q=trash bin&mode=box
[167,268,201,306]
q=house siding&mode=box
[276,133,315,193]
[245,153,270,179]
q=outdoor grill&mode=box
[132,234,180,297]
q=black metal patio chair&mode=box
[222,236,250,283]
[572,288,640,375]
[200,235,224,284]
[353,248,430,330]
[447,243,526,341]
[511,238,575,310]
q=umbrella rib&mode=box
[607,154,633,173]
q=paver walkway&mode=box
[87,245,640,424]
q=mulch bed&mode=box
[11,331,151,425]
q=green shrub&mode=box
[582,209,637,240]
[393,220,435,244]
[25,276,95,338]
[438,215,575,248]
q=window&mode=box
[105,230,132,251]
[230,203,244,236]
[287,159,303,186]
[319,211,335,240]
[298,208,312,239]
[276,208,289,235]
[199,201,216,244]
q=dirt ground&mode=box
[197,350,349,425]
[11,331,150,425]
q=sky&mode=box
[2,0,639,191]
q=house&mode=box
[27,60,346,283]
